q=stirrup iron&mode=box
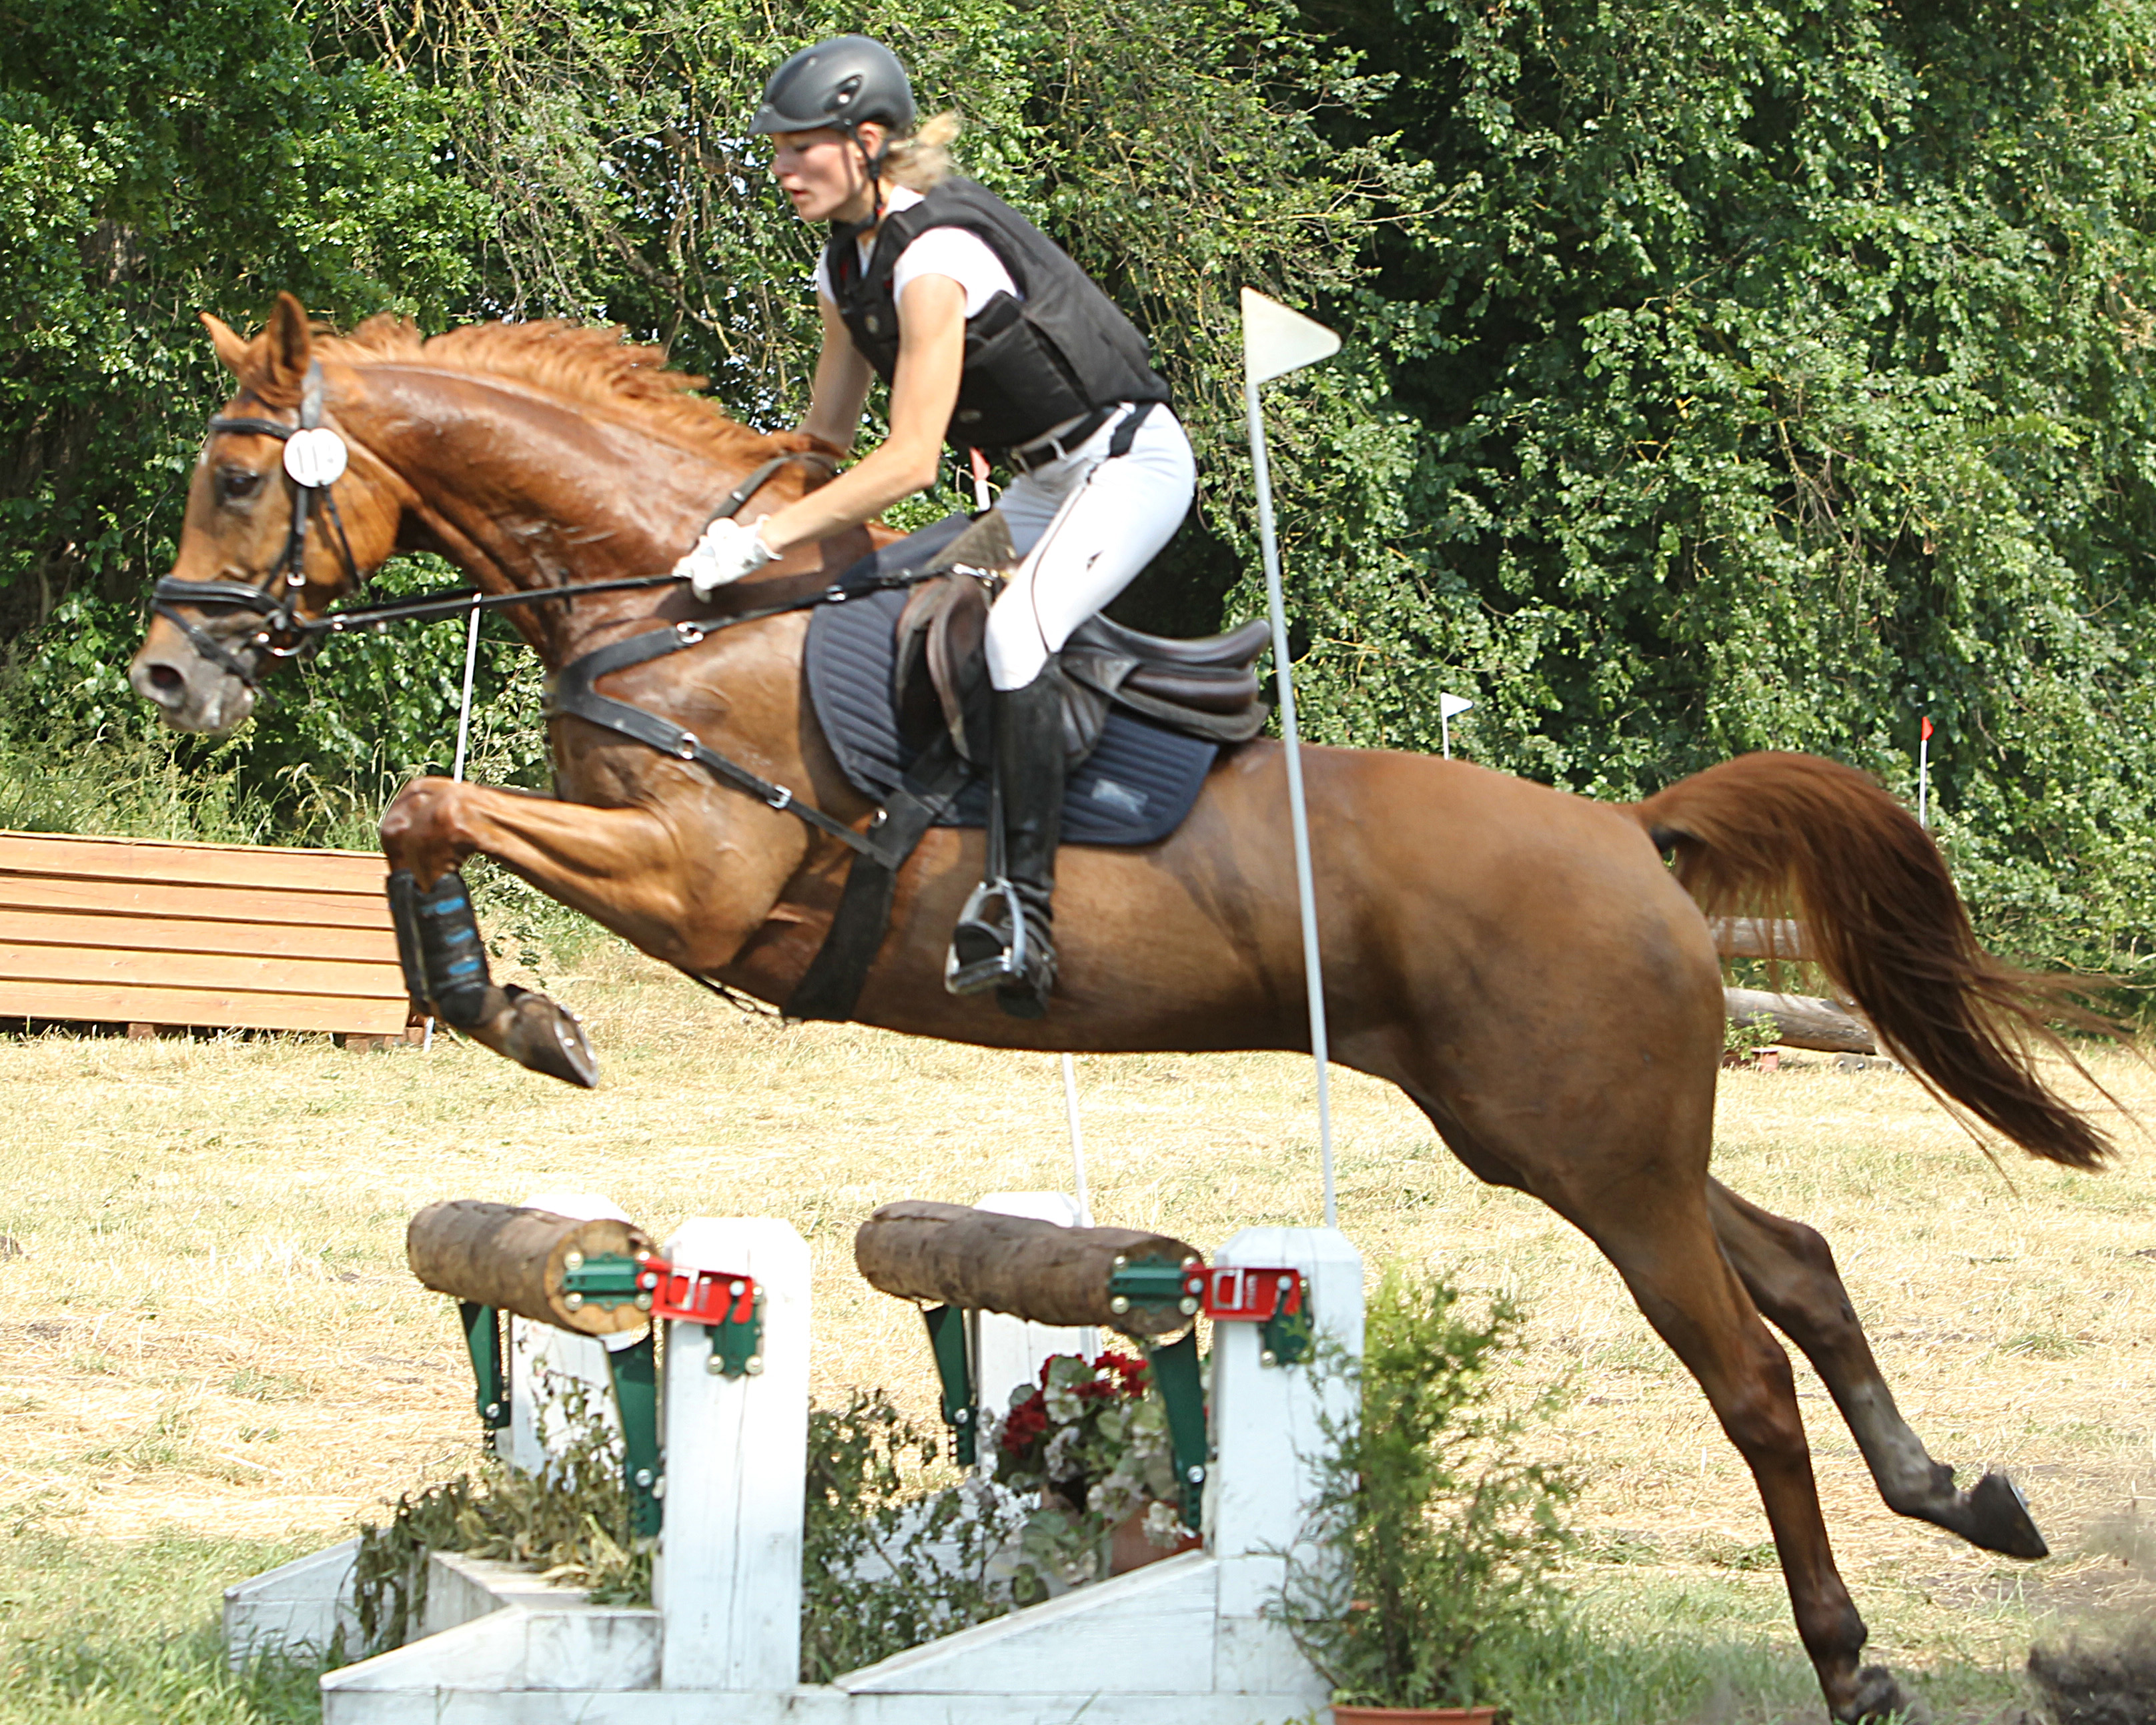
[945,876,1035,996]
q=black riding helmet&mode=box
[751,37,916,138]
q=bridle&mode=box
[147,367,845,689]
[148,359,366,687]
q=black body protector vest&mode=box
[825,177,1171,454]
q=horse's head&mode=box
[132,292,404,735]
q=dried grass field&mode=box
[1,942,2153,1722]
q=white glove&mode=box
[675,517,778,596]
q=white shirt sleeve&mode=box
[812,251,834,304]
[892,227,1020,319]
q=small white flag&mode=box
[1438,691,1473,760]
[1242,288,1341,386]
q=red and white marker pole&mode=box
[1917,715,1933,828]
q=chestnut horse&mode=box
[134,296,2118,1722]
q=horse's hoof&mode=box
[1963,1469,2047,1560]
[501,985,598,1088]
[1840,1664,1923,1724]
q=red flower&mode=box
[1095,1351,1149,1389]
[999,1389,1050,1455]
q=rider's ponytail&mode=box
[883,111,961,189]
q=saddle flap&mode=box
[895,576,993,760]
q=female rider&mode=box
[674,36,1195,1021]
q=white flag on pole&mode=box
[1242,288,1342,1227]
[1243,288,1341,385]
[1438,692,1472,759]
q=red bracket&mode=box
[1187,1265,1305,1323]
[638,1259,756,1326]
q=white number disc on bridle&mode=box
[284,427,350,488]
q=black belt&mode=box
[1001,400,1165,474]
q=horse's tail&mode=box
[1630,750,2124,1169]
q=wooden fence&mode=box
[0,831,410,1043]
[1708,917,1877,1055]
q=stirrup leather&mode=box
[945,877,1050,997]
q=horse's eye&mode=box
[217,468,265,504]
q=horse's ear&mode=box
[200,312,251,376]
[261,292,314,400]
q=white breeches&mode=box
[985,405,1196,690]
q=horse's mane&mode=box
[313,315,810,464]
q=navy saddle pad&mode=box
[805,586,1217,847]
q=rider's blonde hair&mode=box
[883,111,961,189]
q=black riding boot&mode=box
[946,668,1065,1019]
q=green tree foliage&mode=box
[7,0,2156,971]
[1,0,490,830]
[1283,0,2156,973]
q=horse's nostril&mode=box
[143,662,185,699]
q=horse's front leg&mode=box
[379,774,804,1085]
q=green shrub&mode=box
[1273,1267,1577,1712]
[353,1382,1019,1680]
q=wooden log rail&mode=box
[1707,917,1812,960]
[855,1200,1203,1337]
[1707,917,1876,1055]
[408,1199,654,1337]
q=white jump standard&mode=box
[226,1198,1363,1722]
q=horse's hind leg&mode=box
[1555,1182,1913,1723]
[1708,1177,2047,1559]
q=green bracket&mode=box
[1261,1299,1315,1367]
[922,1304,977,1466]
[1105,1256,1203,1335]
[706,1291,763,1379]
[457,1301,510,1433]
[1145,1327,1208,1533]
[604,1331,662,1538]
[560,1251,650,1314]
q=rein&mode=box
[149,447,829,676]
[152,411,958,865]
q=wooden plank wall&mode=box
[0,831,410,1039]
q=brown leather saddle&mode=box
[891,509,1271,765]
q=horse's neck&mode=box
[351,366,758,663]
[348,364,834,818]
